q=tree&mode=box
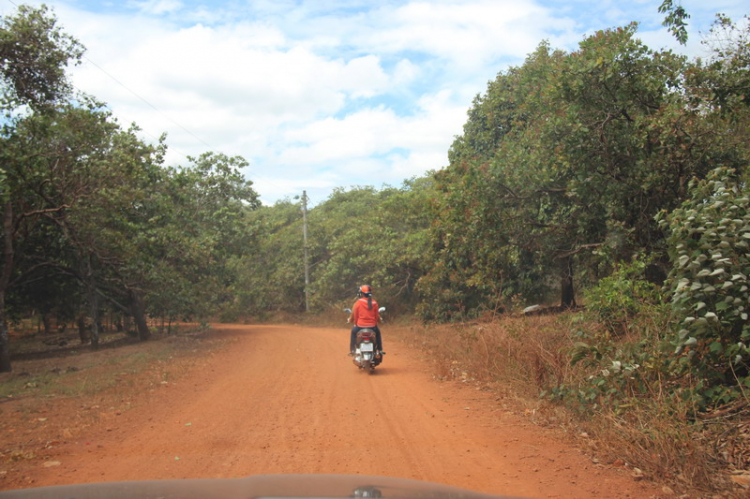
[0,4,83,371]
[2,100,164,345]
[309,181,432,313]
[0,4,83,110]
[419,23,748,321]
[231,199,308,317]
[152,152,259,322]
[5,101,260,344]
[1,4,262,366]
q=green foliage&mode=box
[0,4,84,110]
[544,303,673,414]
[688,14,750,113]
[418,17,750,322]
[544,164,750,415]
[658,0,691,45]
[228,199,307,316]
[584,258,662,335]
[1,4,91,369]
[230,179,433,317]
[1,85,258,343]
[420,25,713,320]
[311,180,432,313]
[548,259,672,413]
[547,166,750,414]
[659,167,750,405]
[0,3,261,350]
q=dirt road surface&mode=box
[5,325,664,498]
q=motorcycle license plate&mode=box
[360,343,374,352]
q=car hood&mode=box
[0,474,523,499]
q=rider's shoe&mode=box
[348,351,354,356]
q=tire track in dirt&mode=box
[19,324,664,498]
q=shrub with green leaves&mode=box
[544,300,672,415]
[584,258,661,335]
[659,167,750,404]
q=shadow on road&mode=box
[348,367,400,376]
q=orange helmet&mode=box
[358,284,373,297]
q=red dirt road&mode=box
[10,325,663,498]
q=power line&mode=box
[75,55,295,199]
[3,0,294,201]
[81,56,214,150]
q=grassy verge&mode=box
[391,314,569,402]
[390,313,749,498]
[1,326,215,401]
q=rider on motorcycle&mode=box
[347,284,384,356]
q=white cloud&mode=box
[128,0,183,16]
[338,56,390,98]
[387,150,448,178]
[278,88,465,167]
[393,59,421,86]
[361,0,573,70]
[2,0,747,205]
[130,0,184,16]
[269,87,465,204]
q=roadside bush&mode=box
[540,257,670,412]
[659,167,750,408]
[543,302,672,413]
[584,258,662,336]
[549,168,750,413]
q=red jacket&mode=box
[352,297,380,327]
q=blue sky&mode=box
[2,0,748,205]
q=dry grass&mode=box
[390,313,749,498]
[391,314,572,410]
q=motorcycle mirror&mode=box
[378,307,386,312]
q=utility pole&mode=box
[302,191,310,312]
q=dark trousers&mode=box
[350,325,382,352]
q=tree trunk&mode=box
[0,299,11,373]
[0,201,15,372]
[42,312,53,335]
[129,290,150,341]
[86,286,100,348]
[77,315,90,344]
[560,256,576,309]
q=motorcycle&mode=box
[344,307,385,373]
